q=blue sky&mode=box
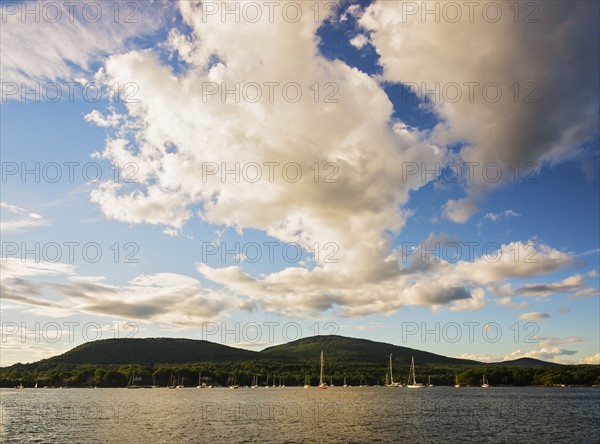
[1,0,599,366]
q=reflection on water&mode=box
[1,387,599,443]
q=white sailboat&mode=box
[126,371,140,389]
[454,375,460,388]
[317,350,328,389]
[481,374,490,388]
[343,376,348,387]
[167,373,176,389]
[304,375,310,388]
[406,356,425,388]
[387,354,402,387]
[427,375,433,387]
[251,375,259,389]
[176,375,185,388]
[196,371,206,389]
[228,375,239,389]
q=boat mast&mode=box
[319,350,324,385]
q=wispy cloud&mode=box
[1,0,172,91]
[518,274,587,298]
[0,202,47,232]
[503,347,577,362]
[1,259,244,326]
[518,312,550,322]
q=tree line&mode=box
[1,360,598,388]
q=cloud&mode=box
[0,202,47,232]
[360,0,599,219]
[570,287,600,300]
[518,312,550,321]
[341,4,363,22]
[494,337,590,364]
[84,109,124,128]
[578,353,600,365]
[442,198,479,223]
[449,287,486,312]
[452,242,576,285]
[518,274,587,297]
[1,0,171,91]
[479,210,521,227]
[485,210,521,222]
[578,249,600,258]
[1,259,242,326]
[457,352,499,363]
[85,2,453,315]
[0,338,69,366]
[77,3,583,318]
[537,336,585,348]
[349,34,369,49]
[0,258,75,280]
[196,239,575,317]
[90,181,191,228]
[503,347,577,362]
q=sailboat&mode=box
[454,375,460,388]
[329,376,334,387]
[343,376,348,387]
[427,376,433,387]
[386,354,402,387]
[151,376,159,388]
[481,374,490,388]
[317,350,328,389]
[126,371,140,389]
[251,375,259,389]
[167,373,176,389]
[176,375,185,388]
[228,375,239,389]
[406,356,426,388]
[34,383,38,389]
[196,371,206,389]
[304,375,311,388]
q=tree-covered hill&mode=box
[261,335,480,366]
[494,357,561,368]
[1,335,597,388]
[28,337,258,368]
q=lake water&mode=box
[1,386,598,443]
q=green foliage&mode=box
[1,336,598,387]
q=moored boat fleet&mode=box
[12,351,495,389]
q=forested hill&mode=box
[2,335,598,388]
[261,335,480,365]
[5,335,555,368]
[33,338,258,367]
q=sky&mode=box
[0,0,599,367]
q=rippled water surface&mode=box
[1,386,599,443]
